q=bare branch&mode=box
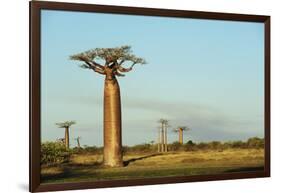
[115,71,125,77]
[93,66,105,75]
[79,64,92,69]
[117,65,133,73]
[174,126,191,132]
[158,119,169,125]
[88,60,105,70]
[118,54,146,65]
[70,45,146,75]
[70,51,104,69]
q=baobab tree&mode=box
[70,46,146,167]
[173,126,190,144]
[158,119,169,152]
[74,136,81,148]
[164,120,170,152]
[55,121,76,149]
[157,126,161,152]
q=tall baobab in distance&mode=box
[70,46,146,167]
[174,126,190,144]
[56,121,76,149]
[74,136,81,148]
[164,120,170,152]
[158,119,169,152]
[157,126,161,152]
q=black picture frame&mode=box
[30,1,270,192]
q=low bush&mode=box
[169,142,183,151]
[247,137,264,148]
[41,142,71,165]
[184,140,197,151]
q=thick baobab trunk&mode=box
[77,139,80,148]
[164,124,168,152]
[161,125,164,152]
[158,127,161,152]
[103,77,123,167]
[179,128,183,144]
[65,127,69,149]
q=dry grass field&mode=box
[41,148,264,183]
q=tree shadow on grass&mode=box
[225,166,264,173]
[41,167,75,182]
[123,153,161,167]
[41,164,102,183]
[68,161,102,167]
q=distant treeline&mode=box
[167,137,264,152]
[123,137,264,153]
[41,137,264,165]
[78,137,264,154]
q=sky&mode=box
[41,10,265,147]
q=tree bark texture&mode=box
[103,77,123,167]
[164,124,168,152]
[179,128,183,144]
[161,125,164,152]
[65,127,69,149]
[77,139,80,148]
[158,127,161,152]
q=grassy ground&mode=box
[41,148,264,184]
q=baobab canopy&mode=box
[70,45,146,77]
[173,126,190,132]
[56,121,76,128]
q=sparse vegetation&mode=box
[247,137,264,148]
[41,137,264,183]
[121,138,265,154]
[41,147,264,183]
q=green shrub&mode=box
[169,142,183,151]
[231,140,247,148]
[196,142,208,150]
[247,137,264,148]
[41,142,71,165]
[221,142,233,149]
[208,141,222,150]
[184,140,197,151]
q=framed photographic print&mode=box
[30,1,270,192]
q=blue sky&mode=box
[41,10,264,147]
